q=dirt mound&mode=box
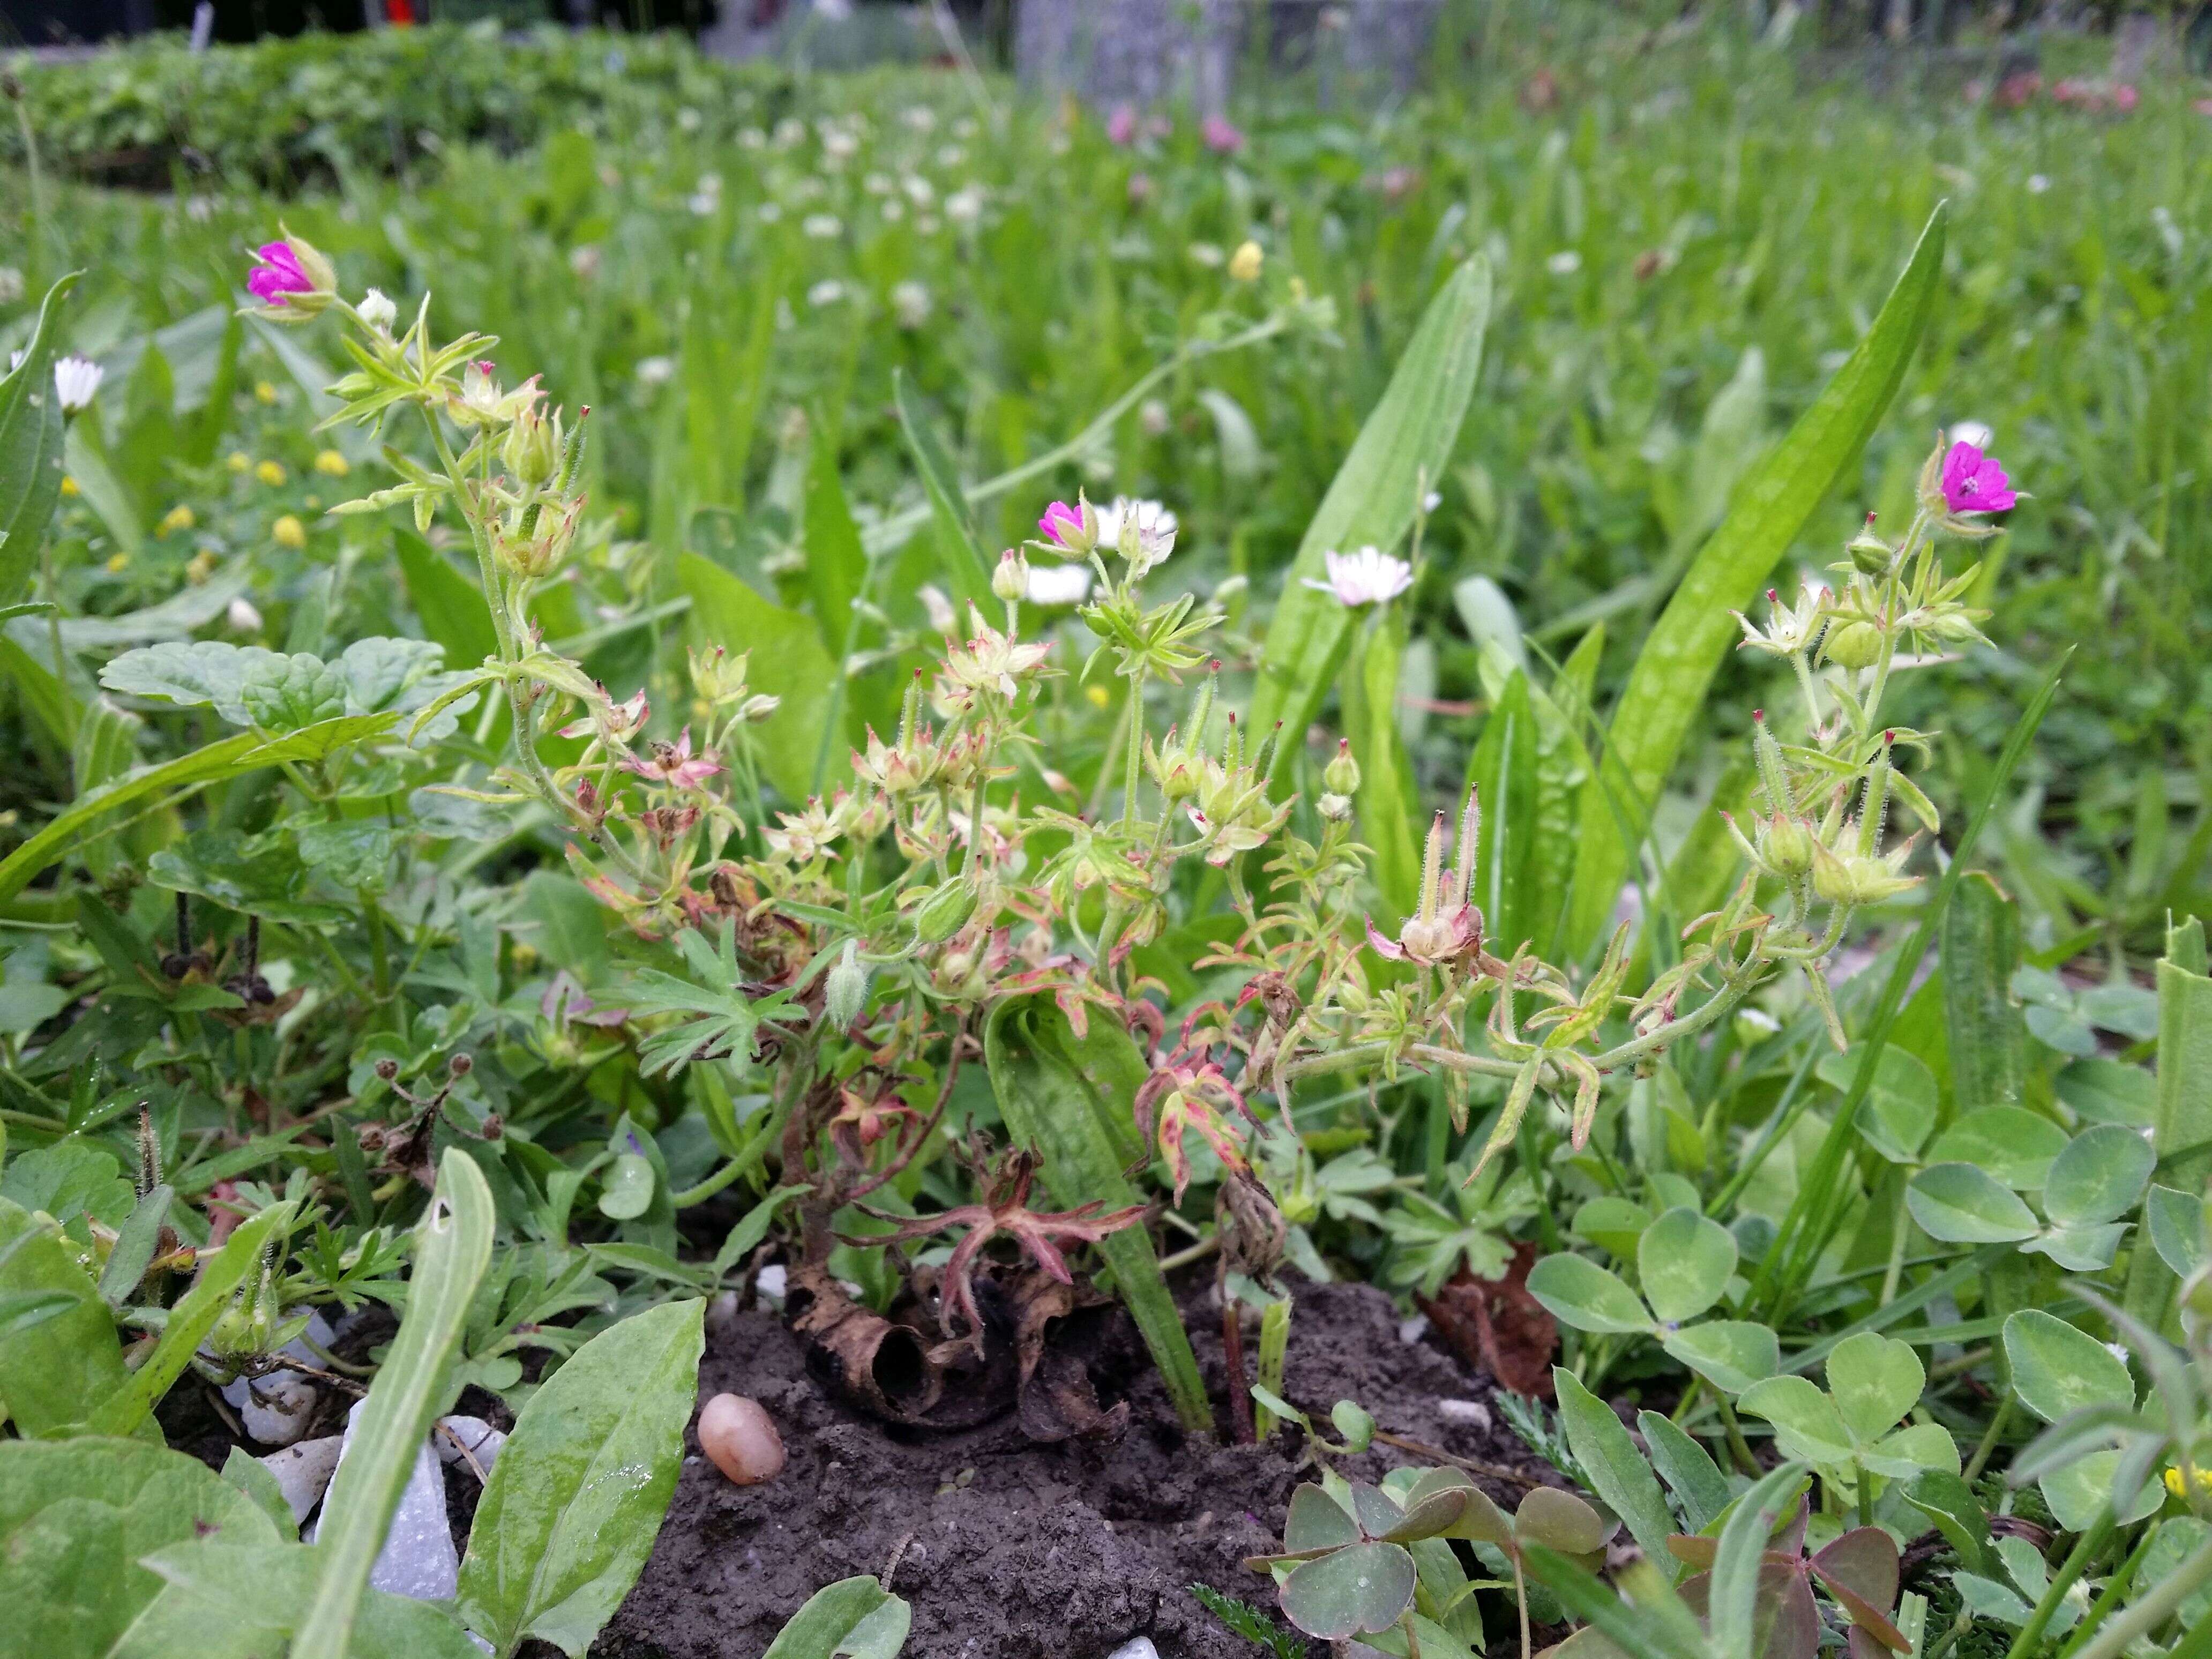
[594,1276,1554,1659]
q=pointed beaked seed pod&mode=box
[915,880,981,943]
[824,939,870,1030]
[1324,737,1361,797]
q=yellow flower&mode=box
[226,451,250,473]
[256,460,288,488]
[59,475,78,498]
[272,514,307,550]
[254,380,279,405]
[104,551,129,573]
[1228,238,1264,282]
[158,504,196,536]
[185,551,216,584]
[2167,1465,2212,1499]
[1085,683,1111,710]
[313,449,349,477]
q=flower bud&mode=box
[738,692,782,723]
[992,547,1030,603]
[914,880,980,943]
[1323,737,1361,796]
[1228,238,1264,282]
[690,645,751,707]
[503,402,561,487]
[1764,813,1814,878]
[1846,517,1894,576]
[1823,621,1883,671]
[824,939,870,1030]
[358,287,397,334]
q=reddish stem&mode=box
[1222,1296,1253,1444]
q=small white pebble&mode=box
[1105,1640,1161,1659]
[1398,1314,1431,1346]
[755,1263,788,1304]
[699,1393,786,1486]
[1438,1399,1494,1431]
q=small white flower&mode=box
[636,355,676,388]
[1422,490,1443,514]
[808,280,847,308]
[902,106,937,133]
[1094,497,1178,578]
[0,266,24,303]
[937,144,967,168]
[891,280,932,330]
[774,117,806,148]
[864,171,892,196]
[2105,1342,2131,1365]
[917,583,958,633]
[677,107,703,133]
[1187,242,1225,268]
[902,174,936,207]
[688,191,721,216]
[1139,398,1170,436]
[1948,420,1994,450]
[803,213,843,239]
[1024,562,1094,606]
[2028,173,2051,194]
[358,288,397,333]
[227,596,264,634]
[1547,249,1583,275]
[757,201,784,223]
[880,200,907,223]
[1303,545,1414,608]
[738,126,767,151]
[569,244,602,281]
[945,186,985,228]
[53,355,104,414]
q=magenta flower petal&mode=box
[1038,500,1082,545]
[246,241,313,307]
[1940,440,2016,514]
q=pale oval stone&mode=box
[699,1392,786,1486]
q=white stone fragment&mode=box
[434,1416,508,1479]
[1104,1641,1161,1659]
[312,1400,457,1602]
[755,1262,788,1305]
[1396,1314,1431,1346]
[218,1311,337,1446]
[259,1434,343,1525]
[1438,1399,1494,1431]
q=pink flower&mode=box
[1038,499,1092,549]
[247,241,315,306]
[1940,440,2016,515]
[2113,83,2139,113]
[620,728,721,789]
[1105,103,1138,146]
[1201,115,1245,155]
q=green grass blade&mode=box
[1561,206,1948,956]
[892,367,992,610]
[1248,258,1491,788]
[296,1150,495,1659]
[0,273,81,607]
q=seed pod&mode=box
[1824,620,1883,671]
[825,940,870,1030]
[698,1393,786,1485]
[914,880,980,943]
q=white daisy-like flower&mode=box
[808,280,848,308]
[1948,419,1994,450]
[53,355,104,414]
[803,213,843,239]
[945,186,985,228]
[1547,249,1582,275]
[891,280,932,330]
[1025,562,1094,606]
[1094,497,1178,578]
[1303,545,1414,608]
[636,355,676,387]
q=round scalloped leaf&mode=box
[2040,1124,2155,1228]
[2002,1309,2134,1424]
[1662,1319,1780,1394]
[1825,1332,1924,1446]
[1526,1253,1653,1335]
[1278,1541,1417,1640]
[1905,1164,2039,1244]
[1638,1206,1738,1324]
